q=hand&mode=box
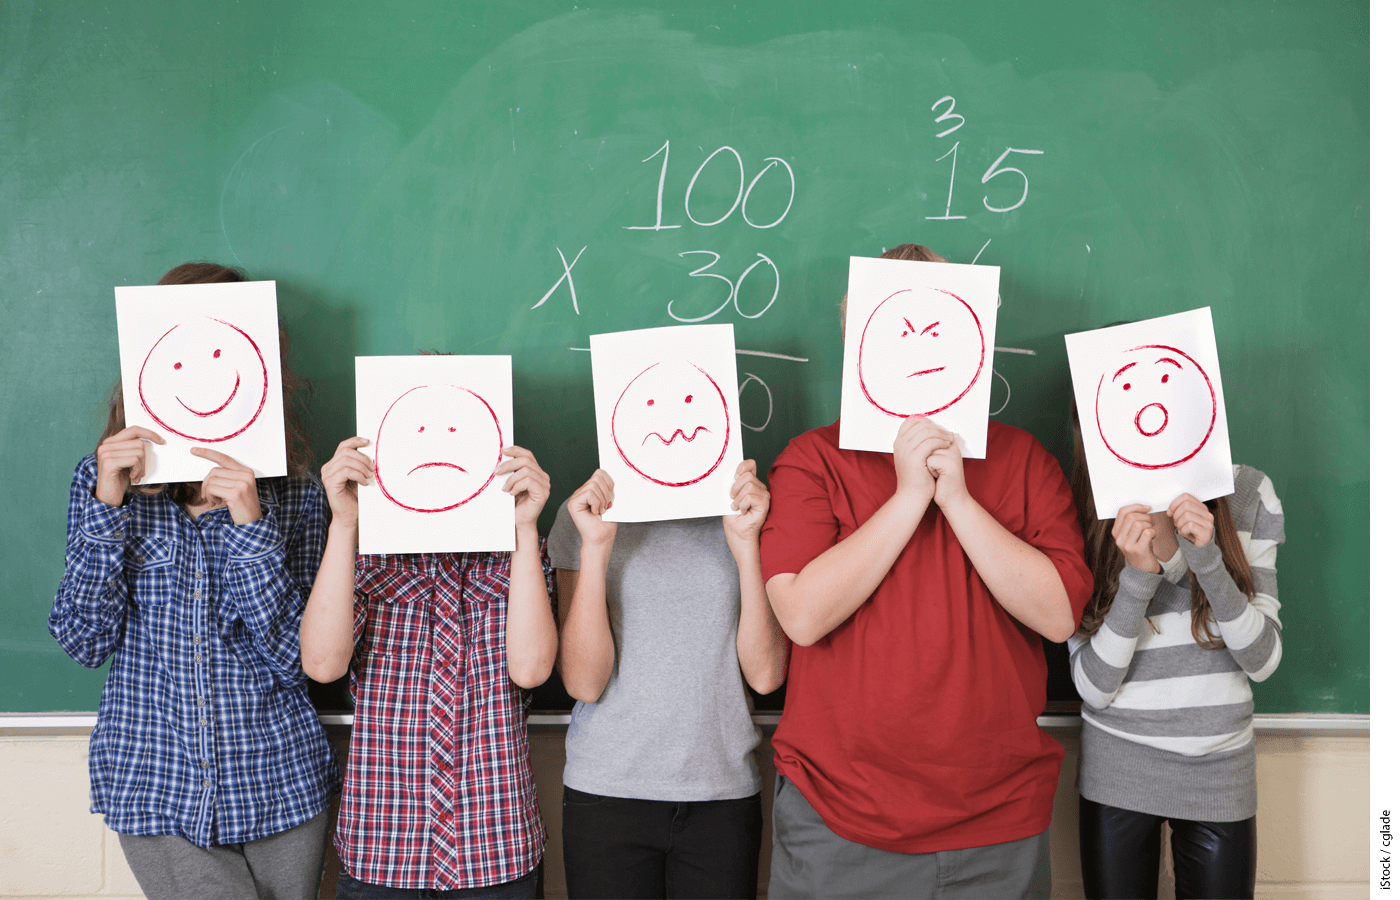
[497,446,551,529]
[321,437,373,526]
[892,416,945,504]
[1112,504,1160,573]
[1168,493,1215,548]
[722,460,769,548]
[190,448,262,525]
[567,469,618,548]
[923,421,968,510]
[94,426,165,506]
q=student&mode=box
[1067,410,1283,899]
[549,461,789,900]
[49,262,339,900]
[300,433,557,899]
[758,243,1094,899]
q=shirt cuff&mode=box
[78,492,133,545]
[1178,535,1248,621]
[223,506,284,562]
[1118,561,1163,600]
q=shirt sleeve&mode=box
[218,475,331,688]
[1179,472,1284,682]
[1068,564,1161,709]
[1019,439,1095,631]
[49,456,133,668]
[759,441,840,583]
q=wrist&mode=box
[515,522,540,544]
[328,518,358,540]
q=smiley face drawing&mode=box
[374,384,504,513]
[611,362,731,487]
[1094,344,1217,470]
[856,287,985,418]
[137,316,269,442]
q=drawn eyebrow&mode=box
[1112,362,1137,382]
[920,321,940,335]
[902,318,915,332]
[1155,357,1183,368]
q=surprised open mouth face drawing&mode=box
[1094,344,1217,470]
[136,316,269,442]
[611,362,731,487]
[374,384,504,513]
[856,287,985,418]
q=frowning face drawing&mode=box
[611,362,731,487]
[137,316,269,442]
[374,384,504,513]
[856,287,985,418]
[1094,344,1216,470]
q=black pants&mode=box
[562,786,763,900]
[1079,796,1257,899]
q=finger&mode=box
[597,469,615,492]
[190,447,252,472]
[734,459,757,479]
[114,426,166,445]
[730,471,758,498]
[924,421,954,441]
[337,436,371,452]
[509,475,544,500]
[500,445,537,463]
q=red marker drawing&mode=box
[611,362,730,487]
[857,287,985,418]
[1094,344,1216,470]
[137,317,269,442]
[374,384,503,513]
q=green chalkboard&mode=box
[0,1,1367,714]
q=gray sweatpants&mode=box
[117,808,330,900]
[768,775,1051,900]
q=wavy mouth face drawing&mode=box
[375,384,503,513]
[1094,344,1216,470]
[612,361,730,487]
[137,317,269,442]
[857,287,985,418]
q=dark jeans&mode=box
[562,785,763,899]
[334,862,542,899]
[1079,796,1257,899]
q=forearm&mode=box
[1180,537,1281,681]
[49,480,133,667]
[220,508,317,685]
[767,490,929,646]
[731,539,789,694]
[300,519,358,682]
[558,543,616,703]
[939,492,1076,641]
[1070,566,1158,708]
[505,526,557,689]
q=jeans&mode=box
[333,862,543,899]
[562,785,763,899]
[1079,796,1257,899]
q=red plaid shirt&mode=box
[334,547,554,890]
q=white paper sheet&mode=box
[356,355,515,553]
[590,324,744,522]
[1064,308,1234,519]
[838,256,1000,457]
[115,280,287,483]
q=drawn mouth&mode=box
[408,462,467,475]
[642,426,710,446]
[907,367,946,378]
[176,372,241,417]
[1135,403,1169,437]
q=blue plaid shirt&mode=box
[50,455,340,847]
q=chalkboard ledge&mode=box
[0,712,1373,737]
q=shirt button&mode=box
[194,654,203,663]
[196,572,203,581]
[437,811,451,823]
[200,761,209,768]
[202,779,212,788]
[112,530,124,539]
[199,718,207,726]
[436,759,450,772]
[197,698,206,707]
[133,554,145,565]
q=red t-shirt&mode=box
[760,419,1092,854]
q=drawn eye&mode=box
[173,362,182,370]
[684,395,693,403]
[417,426,425,433]
[212,349,221,359]
[647,399,654,406]
[1122,383,1131,391]
[449,427,456,433]
[926,330,939,337]
[1161,374,1169,384]
[901,330,909,337]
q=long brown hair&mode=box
[1070,405,1254,649]
[96,262,315,503]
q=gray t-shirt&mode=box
[547,506,762,801]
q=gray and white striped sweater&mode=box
[1067,465,1284,822]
